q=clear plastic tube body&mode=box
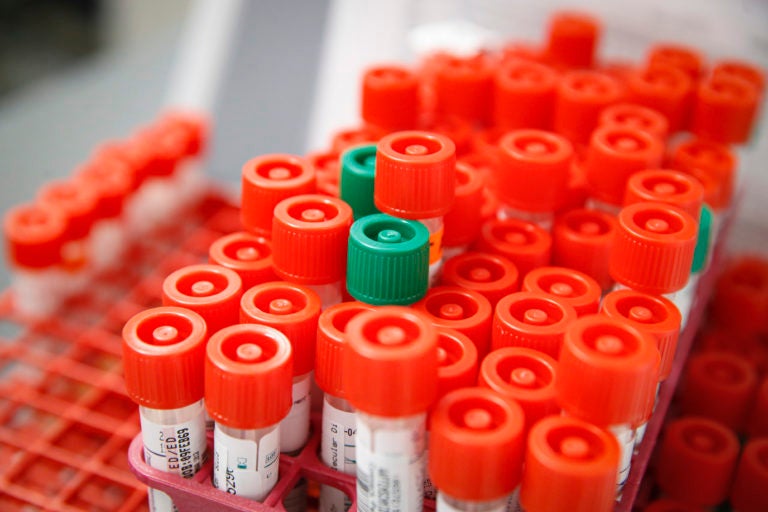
[308,281,345,309]
[11,267,65,317]
[585,198,622,216]
[89,218,126,271]
[497,206,554,232]
[139,400,207,512]
[279,373,312,454]
[437,492,508,512]
[319,394,357,512]
[421,216,445,287]
[212,422,280,501]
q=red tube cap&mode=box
[240,154,316,236]
[610,202,698,294]
[208,231,276,290]
[494,130,573,212]
[435,328,479,404]
[413,286,493,358]
[441,251,519,308]
[626,65,692,132]
[680,352,759,432]
[205,323,293,429]
[554,70,624,145]
[433,54,495,126]
[492,291,578,359]
[647,44,704,81]
[474,217,552,277]
[315,301,375,397]
[544,12,600,69]
[711,256,768,337]
[122,307,207,409]
[162,264,243,335]
[479,347,559,431]
[520,416,619,512]
[523,266,601,317]
[600,289,681,381]
[624,169,704,221]
[343,306,438,417]
[271,194,353,285]
[643,499,705,512]
[599,103,669,140]
[731,438,768,512]
[4,202,66,269]
[552,208,617,290]
[669,137,737,211]
[375,131,456,219]
[429,387,525,501]
[584,125,664,206]
[691,75,760,145]
[331,126,380,154]
[37,180,99,242]
[240,281,322,376]
[713,59,765,98]
[361,65,419,131]
[75,157,133,219]
[657,417,740,507]
[443,161,484,248]
[493,59,558,131]
[557,315,660,426]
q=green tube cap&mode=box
[347,213,429,305]
[340,144,380,220]
[691,204,713,273]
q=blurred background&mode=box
[0,0,767,288]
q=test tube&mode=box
[625,65,692,134]
[240,153,316,237]
[429,387,525,512]
[522,266,601,317]
[442,162,484,260]
[731,438,768,512]
[598,103,670,140]
[340,144,380,220]
[205,323,293,501]
[3,202,67,317]
[493,59,558,131]
[656,417,739,508]
[432,54,495,127]
[343,306,438,512]
[271,194,353,307]
[162,263,243,335]
[122,306,208,512]
[413,285,493,357]
[712,59,765,98]
[315,301,375,512]
[493,130,573,230]
[155,111,208,208]
[491,291,578,360]
[519,416,619,512]
[646,44,704,82]
[544,12,600,70]
[441,251,520,308]
[691,74,760,145]
[374,131,457,285]
[557,315,660,487]
[240,281,321,453]
[346,213,430,306]
[208,231,277,290]
[553,70,623,146]
[361,65,420,133]
[474,217,552,277]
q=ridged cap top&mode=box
[37,180,98,241]
[523,266,601,317]
[442,251,519,307]
[361,65,419,131]
[624,169,704,221]
[669,137,736,210]
[691,74,759,144]
[625,65,692,132]
[554,70,624,145]
[552,208,617,290]
[493,59,559,131]
[474,217,552,277]
[599,102,669,140]
[208,231,276,290]
[4,202,66,269]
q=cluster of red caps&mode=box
[641,256,768,512]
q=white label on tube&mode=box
[140,414,206,512]
[437,493,507,512]
[212,426,280,501]
[609,424,635,487]
[280,376,312,453]
[355,419,425,512]
[320,400,357,511]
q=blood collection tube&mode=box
[433,54,495,127]
[442,161,484,260]
[691,74,760,145]
[413,285,493,357]
[713,59,765,98]
[679,352,759,433]
[474,217,552,278]
[3,202,67,316]
[646,44,704,81]
[491,291,577,359]
[271,194,352,307]
[625,65,692,134]
[340,144,379,220]
[553,70,624,146]
[240,154,316,237]
[551,208,616,291]
[346,213,430,306]
[522,266,601,317]
[519,416,619,512]
[429,387,525,512]
[598,103,670,140]
[442,251,519,308]
[374,131,456,285]
[75,155,133,271]
[162,264,243,335]
[544,11,600,70]
[583,126,664,212]
[656,417,739,508]
[478,347,560,433]
[315,301,375,512]
[206,323,293,501]
[343,306,438,512]
[122,306,208,512]
[557,315,660,487]
[493,130,573,229]
[240,281,321,453]
[731,438,768,512]
[361,65,420,133]
[493,59,558,131]
[208,231,277,290]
